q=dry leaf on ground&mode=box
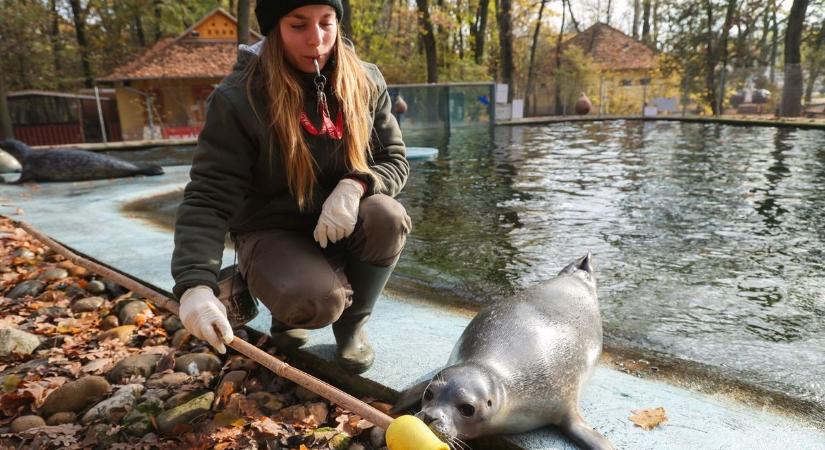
[629,406,668,430]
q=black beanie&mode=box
[255,0,344,36]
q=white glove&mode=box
[179,285,234,354]
[313,178,365,248]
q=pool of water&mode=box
[130,120,825,409]
[401,121,825,408]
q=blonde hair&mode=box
[243,25,382,210]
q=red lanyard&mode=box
[300,108,343,140]
[301,58,344,140]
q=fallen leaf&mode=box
[629,407,668,430]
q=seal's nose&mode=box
[419,412,438,425]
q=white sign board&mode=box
[496,84,509,104]
[511,99,524,119]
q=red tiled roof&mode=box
[98,8,261,82]
[98,38,238,81]
[562,23,657,71]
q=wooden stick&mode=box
[15,220,394,429]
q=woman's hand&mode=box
[179,285,235,354]
[313,178,365,248]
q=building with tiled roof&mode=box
[532,23,674,116]
[99,8,260,140]
[561,22,657,72]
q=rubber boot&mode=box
[333,260,395,374]
[269,319,309,351]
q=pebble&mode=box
[162,316,183,333]
[98,325,136,344]
[38,268,69,281]
[6,280,45,299]
[46,411,77,425]
[369,426,386,448]
[41,376,111,417]
[12,248,35,259]
[123,397,164,436]
[156,392,214,434]
[146,371,190,389]
[118,300,150,325]
[171,329,191,348]
[0,327,42,357]
[71,296,105,313]
[9,415,46,433]
[38,335,66,349]
[216,370,247,394]
[32,306,69,319]
[100,315,120,330]
[86,279,107,295]
[82,384,144,424]
[227,355,257,371]
[164,391,199,409]
[174,353,221,375]
[107,353,161,383]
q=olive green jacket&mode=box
[171,43,408,298]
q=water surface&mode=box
[130,121,825,409]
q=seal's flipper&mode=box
[562,412,615,450]
[558,252,593,277]
[391,378,430,414]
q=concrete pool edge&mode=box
[499,115,825,130]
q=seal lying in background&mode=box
[393,253,614,450]
[0,139,163,183]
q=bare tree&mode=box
[554,0,566,115]
[716,0,737,115]
[804,20,825,104]
[0,62,12,140]
[417,0,438,83]
[526,0,548,115]
[642,0,651,45]
[237,0,249,45]
[68,0,93,88]
[633,0,641,39]
[471,0,490,64]
[781,0,809,117]
[49,0,64,87]
[497,0,515,100]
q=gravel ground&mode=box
[0,215,390,450]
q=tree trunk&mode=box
[632,0,640,39]
[717,0,737,115]
[554,0,566,115]
[605,0,612,25]
[526,0,548,116]
[781,0,809,117]
[652,0,660,48]
[134,8,147,47]
[642,0,651,45]
[416,0,438,83]
[473,0,490,64]
[769,2,778,83]
[237,0,249,45]
[804,21,825,104]
[0,64,13,140]
[49,0,64,89]
[565,0,580,33]
[497,0,515,101]
[341,0,353,39]
[154,0,163,41]
[703,1,718,115]
[68,0,93,88]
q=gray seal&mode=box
[393,253,614,450]
[0,139,163,183]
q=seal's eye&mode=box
[423,388,434,401]
[458,404,475,417]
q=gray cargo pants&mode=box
[236,194,411,330]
